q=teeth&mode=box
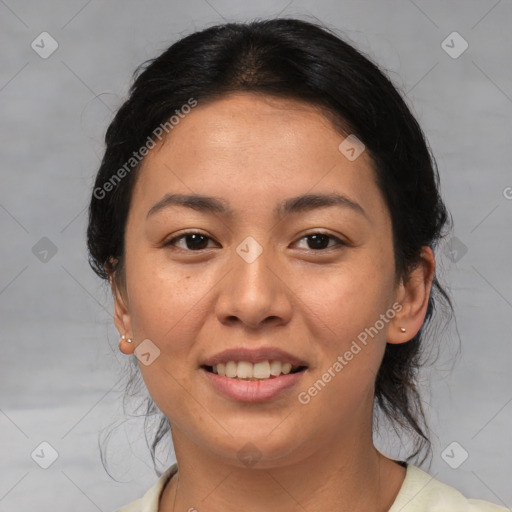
[253,361,270,379]
[269,360,282,376]
[225,361,237,378]
[212,360,299,379]
[237,361,253,379]
[282,362,292,374]
[215,362,225,376]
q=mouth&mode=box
[201,361,308,381]
[200,361,308,402]
[199,347,309,401]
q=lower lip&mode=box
[200,368,306,402]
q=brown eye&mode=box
[295,232,345,251]
[165,232,216,251]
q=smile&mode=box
[203,360,306,380]
[200,363,308,402]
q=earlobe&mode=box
[110,273,135,354]
[388,246,435,345]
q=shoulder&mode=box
[114,462,509,512]
[115,463,178,512]
[389,464,509,512]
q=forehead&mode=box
[131,92,388,223]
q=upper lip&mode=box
[201,347,308,368]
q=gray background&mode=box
[1,1,511,511]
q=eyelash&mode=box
[164,231,346,252]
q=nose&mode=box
[214,243,293,330]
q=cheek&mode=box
[297,252,395,347]
[124,259,212,420]
[125,254,210,352]
[294,259,394,423]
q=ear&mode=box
[387,246,435,344]
[110,271,134,354]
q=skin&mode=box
[112,92,435,512]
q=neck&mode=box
[160,426,406,512]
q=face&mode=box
[113,92,432,468]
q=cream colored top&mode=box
[116,462,509,511]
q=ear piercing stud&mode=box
[400,327,406,333]
[119,334,134,355]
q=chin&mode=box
[204,421,309,469]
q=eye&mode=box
[294,232,346,251]
[164,231,218,251]
[164,231,346,252]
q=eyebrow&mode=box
[146,192,368,220]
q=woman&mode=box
[87,18,507,512]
